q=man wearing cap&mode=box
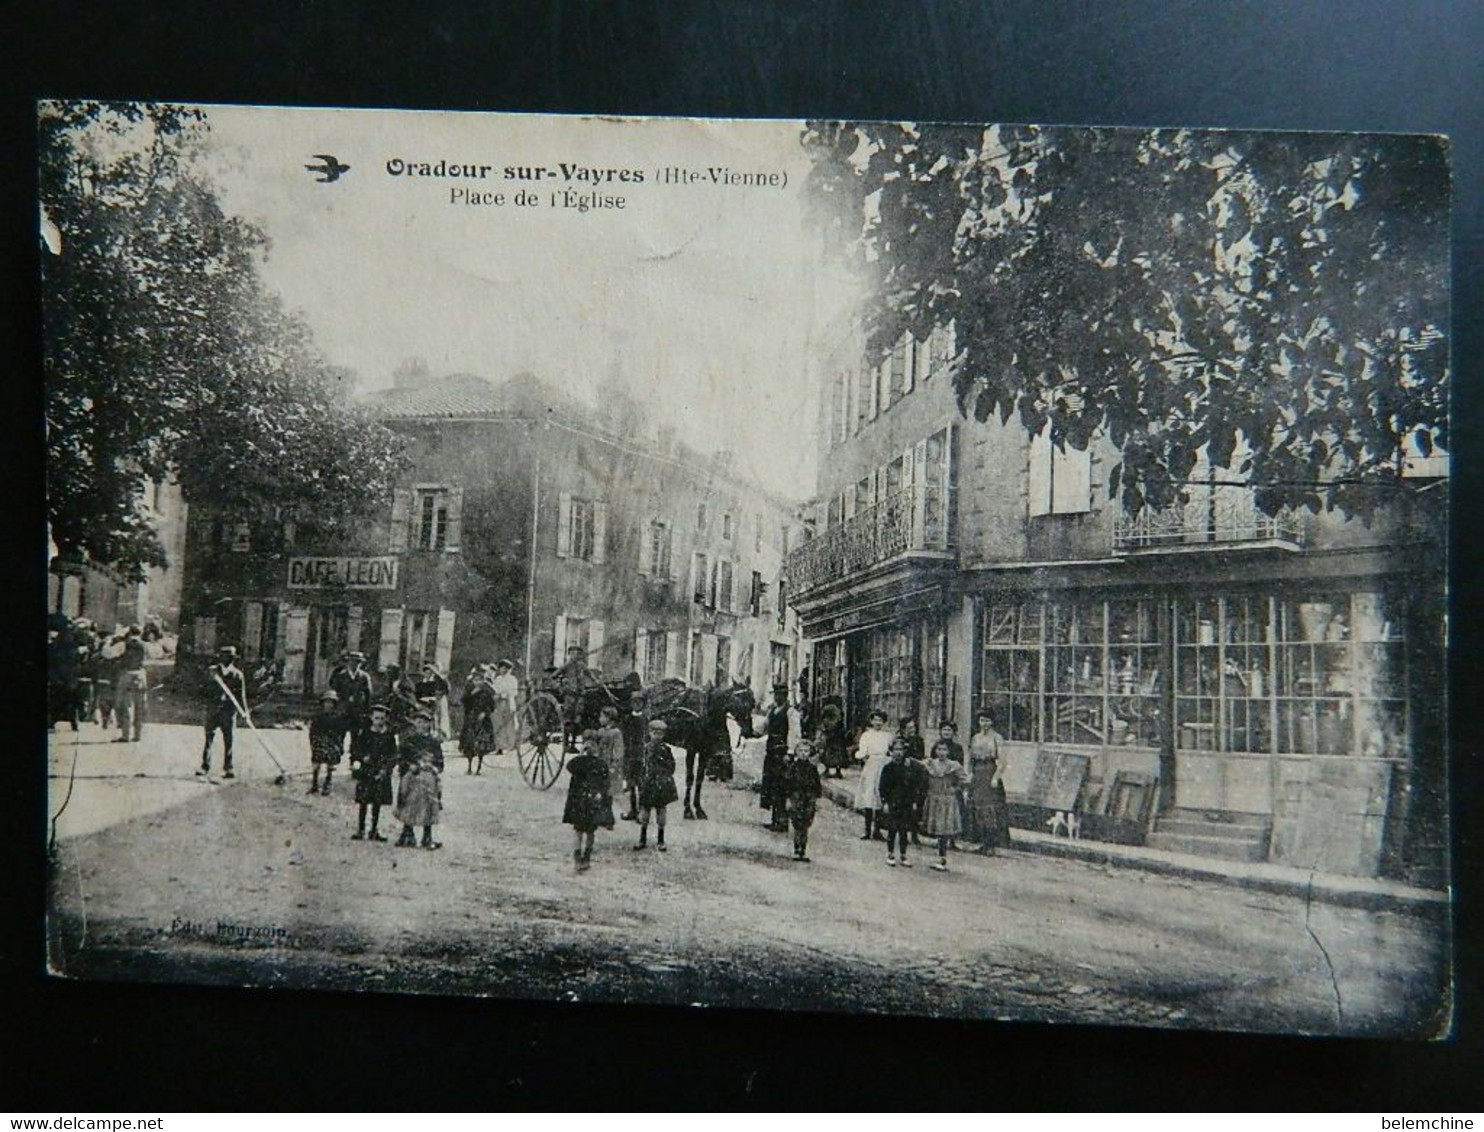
[330,650,374,741]
[112,625,149,743]
[556,644,598,751]
[760,682,792,831]
[200,645,247,778]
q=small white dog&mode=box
[1046,810,1082,840]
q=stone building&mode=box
[48,477,189,631]
[787,324,1447,883]
[176,370,805,716]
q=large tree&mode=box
[802,122,1449,520]
[42,101,405,579]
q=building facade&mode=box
[48,477,189,631]
[788,326,1447,884]
[176,371,804,717]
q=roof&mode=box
[361,373,516,418]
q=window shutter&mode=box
[639,519,653,576]
[633,628,648,678]
[664,631,682,678]
[844,483,857,519]
[709,559,719,608]
[273,600,288,658]
[869,358,881,419]
[346,605,363,655]
[556,492,572,557]
[378,607,404,670]
[591,501,607,564]
[1029,427,1052,518]
[444,487,464,552]
[282,607,311,691]
[875,465,889,506]
[1052,444,1092,515]
[389,489,412,553]
[242,602,263,662]
[587,620,605,671]
[553,614,567,666]
[434,609,456,675]
[701,634,719,684]
[665,526,675,579]
[905,336,917,393]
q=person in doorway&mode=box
[760,683,791,831]
[350,703,398,841]
[563,733,615,872]
[200,645,247,778]
[634,719,677,852]
[967,710,1010,854]
[112,626,148,743]
[816,697,848,778]
[308,690,346,795]
[855,709,893,841]
[619,691,647,821]
[331,651,374,741]
[922,738,971,871]
[785,739,823,862]
[395,707,444,850]
[416,662,451,741]
[879,736,927,868]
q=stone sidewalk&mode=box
[815,767,1448,916]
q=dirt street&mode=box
[46,724,1449,1036]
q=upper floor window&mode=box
[390,486,464,553]
[697,501,708,530]
[557,493,606,563]
[692,552,709,604]
[640,519,673,579]
[1028,426,1093,517]
[718,559,735,613]
[722,512,733,540]
[750,570,764,617]
[418,489,450,550]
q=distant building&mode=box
[176,371,805,711]
[48,477,189,631]
[787,323,1447,884]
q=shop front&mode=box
[973,578,1432,877]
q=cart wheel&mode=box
[516,693,565,789]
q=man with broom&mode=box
[199,645,248,779]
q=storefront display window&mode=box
[860,626,915,725]
[1108,599,1162,746]
[979,604,1042,742]
[1047,602,1106,744]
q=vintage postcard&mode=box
[43,102,1451,1037]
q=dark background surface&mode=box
[6,0,1483,1110]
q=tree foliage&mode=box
[42,101,406,579]
[802,122,1449,519]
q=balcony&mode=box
[786,486,954,597]
[1113,484,1304,553]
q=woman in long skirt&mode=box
[967,711,1010,853]
[489,659,521,753]
[459,667,497,774]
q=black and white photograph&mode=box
[42,101,1451,1040]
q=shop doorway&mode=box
[307,605,350,694]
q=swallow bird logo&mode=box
[305,154,351,183]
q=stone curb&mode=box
[817,776,1448,917]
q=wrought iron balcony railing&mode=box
[1113,483,1304,552]
[785,486,954,596]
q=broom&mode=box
[211,671,289,786]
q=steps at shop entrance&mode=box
[1146,809,1271,862]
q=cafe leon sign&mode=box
[288,556,399,590]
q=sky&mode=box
[199,105,864,499]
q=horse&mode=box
[643,677,757,820]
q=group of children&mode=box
[561,706,681,870]
[856,711,1010,871]
[307,690,447,850]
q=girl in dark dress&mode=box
[350,703,398,842]
[459,668,497,775]
[563,734,616,872]
[308,691,346,796]
[816,699,849,777]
